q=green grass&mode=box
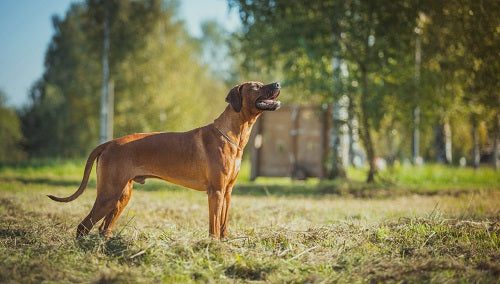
[0,160,499,283]
[377,164,500,191]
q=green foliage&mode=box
[229,0,422,181]
[230,0,500,180]
[21,0,227,158]
[0,90,25,162]
[419,0,500,156]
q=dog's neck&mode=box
[213,106,262,151]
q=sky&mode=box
[0,0,240,108]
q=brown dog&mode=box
[48,81,281,239]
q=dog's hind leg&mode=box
[98,181,133,239]
[77,203,116,238]
[76,176,128,238]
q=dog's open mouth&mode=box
[256,89,281,111]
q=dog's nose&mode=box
[274,82,280,89]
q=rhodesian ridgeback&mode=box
[48,81,281,239]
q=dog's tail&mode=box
[47,141,112,202]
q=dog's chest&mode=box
[232,158,241,180]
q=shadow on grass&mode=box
[137,178,356,197]
[0,175,178,192]
[0,176,86,188]
[234,179,482,198]
[233,180,407,199]
[0,226,37,245]
[234,182,324,198]
[0,159,80,170]
[76,234,145,265]
[2,173,483,199]
[225,260,277,281]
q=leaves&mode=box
[0,90,26,162]
[21,0,227,157]
[230,0,499,169]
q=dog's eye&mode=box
[252,85,260,90]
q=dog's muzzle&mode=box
[256,82,281,111]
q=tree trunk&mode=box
[348,96,363,168]
[444,117,452,164]
[328,96,349,179]
[100,4,111,144]
[385,124,396,166]
[361,116,376,183]
[359,67,376,183]
[471,120,480,169]
[412,28,422,165]
[435,117,452,164]
[327,57,348,179]
[493,114,499,170]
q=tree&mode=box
[229,0,420,182]
[22,3,101,157]
[21,0,227,158]
[0,90,25,162]
[421,0,500,167]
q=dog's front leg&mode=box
[207,187,224,239]
[220,185,233,239]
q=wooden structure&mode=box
[250,105,330,180]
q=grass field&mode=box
[0,160,499,283]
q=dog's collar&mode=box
[214,126,242,151]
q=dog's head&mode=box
[225,81,281,114]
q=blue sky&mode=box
[0,0,240,107]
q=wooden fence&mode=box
[250,105,330,180]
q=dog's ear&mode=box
[225,85,243,112]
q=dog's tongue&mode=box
[270,90,280,99]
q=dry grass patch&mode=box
[0,161,499,282]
